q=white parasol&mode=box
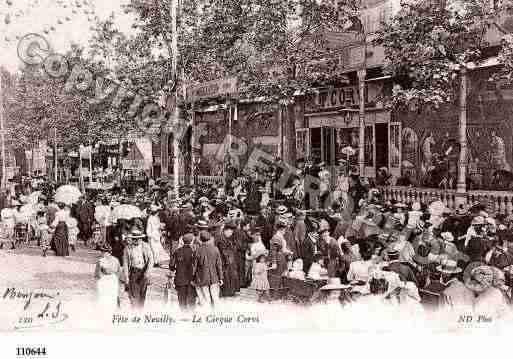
[54,185,82,205]
[112,204,143,221]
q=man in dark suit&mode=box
[169,233,196,311]
[192,230,224,308]
[383,249,418,285]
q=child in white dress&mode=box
[251,254,276,302]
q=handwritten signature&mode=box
[3,287,57,310]
[14,301,69,330]
[1,287,68,330]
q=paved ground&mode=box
[0,241,258,309]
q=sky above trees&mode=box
[0,0,134,72]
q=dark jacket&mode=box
[285,227,300,260]
[192,242,223,287]
[170,245,195,286]
[301,236,317,273]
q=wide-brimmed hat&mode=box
[441,232,454,242]
[198,196,209,204]
[387,249,400,259]
[437,259,462,274]
[320,277,351,290]
[464,263,497,292]
[318,162,326,167]
[127,229,146,239]
[195,220,210,230]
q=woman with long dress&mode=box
[95,243,121,314]
[146,204,169,267]
[51,203,69,257]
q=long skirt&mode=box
[52,221,69,257]
[96,273,119,313]
[149,236,170,265]
[220,253,239,297]
[0,223,14,245]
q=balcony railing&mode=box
[379,186,513,215]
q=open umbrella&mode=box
[55,185,81,205]
[112,204,143,221]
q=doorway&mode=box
[375,123,388,170]
[310,128,321,164]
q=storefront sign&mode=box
[309,112,359,128]
[185,78,238,102]
[314,86,360,109]
[122,159,145,169]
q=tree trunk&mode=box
[282,101,297,166]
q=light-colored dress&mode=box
[0,207,15,244]
[146,214,170,264]
[95,254,121,313]
[66,217,79,247]
[251,262,270,291]
[38,222,51,250]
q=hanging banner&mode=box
[79,145,92,160]
[185,77,238,103]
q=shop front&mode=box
[297,79,395,179]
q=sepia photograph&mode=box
[2,0,513,355]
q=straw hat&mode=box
[437,259,462,274]
[463,263,497,292]
[320,277,351,290]
[127,229,146,239]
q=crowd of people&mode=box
[1,160,513,320]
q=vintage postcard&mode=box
[2,0,513,348]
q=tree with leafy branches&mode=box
[376,0,513,109]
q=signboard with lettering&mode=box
[122,159,145,169]
[185,78,238,103]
